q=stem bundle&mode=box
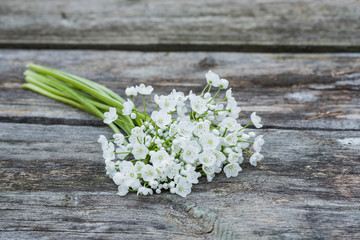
[23,64,137,135]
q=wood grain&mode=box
[0,122,359,239]
[0,0,359,51]
[1,50,359,130]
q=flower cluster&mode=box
[98,71,264,197]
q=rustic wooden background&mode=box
[1,1,360,239]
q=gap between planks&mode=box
[1,118,359,132]
[1,43,360,53]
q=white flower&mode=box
[226,99,241,118]
[116,145,129,160]
[105,161,116,176]
[122,99,134,115]
[137,186,153,196]
[131,142,149,160]
[228,152,243,164]
[224,163,242,178]
[253,135,265,152]
[136,84,153,95]
[117,184,129,196]
[98,135,108,150]
[205,70,221,87]
[223,132,238,146]
[200,133,219,150]
[175,178,192,197]
[113,133,125,146]
[220,117,241,132]
[226,88,233,99]
[131,126,145,137]
[151,150,170,166]
[184,166,201,184]
[181,145,201,164]
[166,162,181,179]
[193,121,210,137]
[141,164,158,182]
[113,172,125,185]
[177,120,195,136]
[190,96,208,115]
[212,150,226,167]
[158,95,177,112]
[171,89,188,105]
[198,151,217,167]
[103,142,115,161]
[249,152,264,166]
[151,110,172,129]
[202,164,216,176]
[220,79,229,89]
[251,112,263,128]
[125,86,137,97]
[135,161,145,172]
[103,107,118,124]
[169,123,178,136]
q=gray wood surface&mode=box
[1,1,360,238]
[0,50,360,239]
[1,50,360,131]
[1,122,359,239]
[0,0,359,51]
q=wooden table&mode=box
[1,1,359,239]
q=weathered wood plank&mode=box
[0,0,359,50]
[0,122,359,239]
[1,50,359,130]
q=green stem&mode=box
[241,148,253,156]
[208,87,222,103]
[143,95,146,115]
[200,83,209,97]
[238,122,253,132]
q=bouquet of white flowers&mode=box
[23,64,265,197]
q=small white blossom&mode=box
[151,150,170,166]
[200,133,219,150]
[205,70,221,87]
[193,121,210,137]
[151,110,172,129]
[226,99,241,118]
[116,145,129,160]
[181,145,201,164]
[220,79,229,89]
[228,152,243,164]
[224,163,242,178]
[253,135,265,152]
[103,107,118,124]
[220,117,241,132]
[98,135,108,150]
[175,178,192,197]
[136,84,153,95]
[190,96,208,115]
[132,142,149,160]
[103,142,115,162]
[249,152,264,166]
[224,132,238,146]
[117,184,129,196]
[113,172,125,185]
[199,151,217,167]
[141,164,158,182]
[137,186,153,196]
[158,95,177,112]
[251,112,263,128]
[125,86,137,97]
[113,133,125,146]
[122,99,134,115]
